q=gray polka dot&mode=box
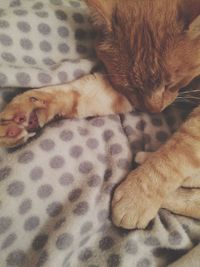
[73,201,89,215]
[24,216,40,231]
[39,40,52,52]
[73,69,85,79]
[56,233,73,250]
[104,183,115,194]
[50,0,62,4]
[75,29,87,40]
[50,155,65,169]
[37,184,53,198]
[1,52,16,63]
[0,217,12,234]
[86,138,99,149]
[18,199,32,214]
[6,250,26,266]
[43,58,56,66]
[58,43,70,53]
[156,131,169,143]
[58,26,69,37]
[60,130,73,141]
[69,0,81,7]
[17,21,31,32]
[7,181,24,197]
[117,159,130,170]
[88,175,101,187]
[107,254,121,267]
[38,72,52,84]
[23,55,36,65]
[78,248,92,262]
[32,2,44,9]
[30,167,43,181]
[47,202,63,217]
[0,19,9,28]
[70,145,83,158]
[137,258,151,267]
[79,161,93,174]
[55,10,67,20]
[38,23,51,35]
[99,236,114,250]
[14,9,28,16]
[16,72,31,86]
[104,169,112,181]
[0,166,11,181]
[77,44,87,54]
[90,118,105,127]
[35,11,49,18]
[1,233,17,250]
[32,234,48,251]
[0,73,7,86]
[59,172,74,186]
[125,240,138,254]
[144,236,160,246]
[124,125,134,136]
[110,144,122,155]
[58,71,68,83]
[20,38,33,50]
[151,117,163,126]
[68,188,82,202]
[103,130,114,141]
[18,151,34,163]
[168,231,182,245]
[97,154,109,164]
[136,120,146,131]
[36,250,48,267]
[40,139,55,151]
[77,127,89,136]
[10,0,21,7]
[80,222,93,235]
[0,34,13,46]
[73,13,84,23]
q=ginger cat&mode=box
[0,0,200,229]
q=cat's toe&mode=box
[111,173,160,229]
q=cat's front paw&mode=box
[111,169,161,229]
[0,90,53,147]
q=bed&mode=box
[0,1,200,266]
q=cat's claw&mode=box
[0,91,51,147]
[112,169,161,229]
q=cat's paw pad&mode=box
[111,173,160,229]
[0,91,51,147]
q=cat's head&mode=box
[86,0,200,112]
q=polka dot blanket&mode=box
[0,1,200,267]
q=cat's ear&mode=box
[85,0,114,30]
[179,0,200,29]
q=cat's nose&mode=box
[144,97,165,113]
[143,89,165,113]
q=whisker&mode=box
[179,89,200,94]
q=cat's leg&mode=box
[0,73,132,147]
[112,106,200,229]
[162,187,200,220]
[135,152,200,188]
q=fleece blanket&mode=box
[0,1,200,267]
